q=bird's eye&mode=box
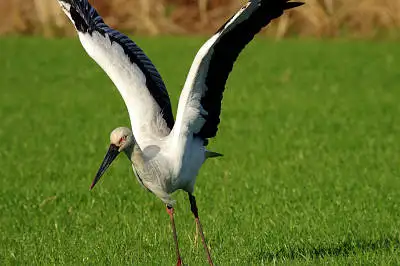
[119,136,126,144]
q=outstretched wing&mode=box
[172,0,302,149]
[58,0,174,147]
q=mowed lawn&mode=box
[1,36,400,265]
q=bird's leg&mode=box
[166,205,183,266]
[188,193,214,266]
[194,220,199,247]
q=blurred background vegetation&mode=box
[1,0,400,38]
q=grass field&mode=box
[1,36,400,265]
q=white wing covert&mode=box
[58,0,175,147]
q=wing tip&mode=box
[58,0,98,34]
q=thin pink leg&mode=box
[166,205,183,266]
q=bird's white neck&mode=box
[124,143,144,166]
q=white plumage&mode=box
[79,30,171,145]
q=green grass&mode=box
[1,36,400,265]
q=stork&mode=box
[57,0,303,265]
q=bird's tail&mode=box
[206,150,223,159]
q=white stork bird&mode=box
[57,0,303,265]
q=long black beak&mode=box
[90,144,120,190]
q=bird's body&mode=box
[65,7,211,205]
[57,0,303,264]
[124,134,206,205]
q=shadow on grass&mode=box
[258,235,400,261]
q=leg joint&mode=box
[166,204,174,215]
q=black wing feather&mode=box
[197,0,303,139]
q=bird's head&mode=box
[90,127,134,190]
[110,127,135,152]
